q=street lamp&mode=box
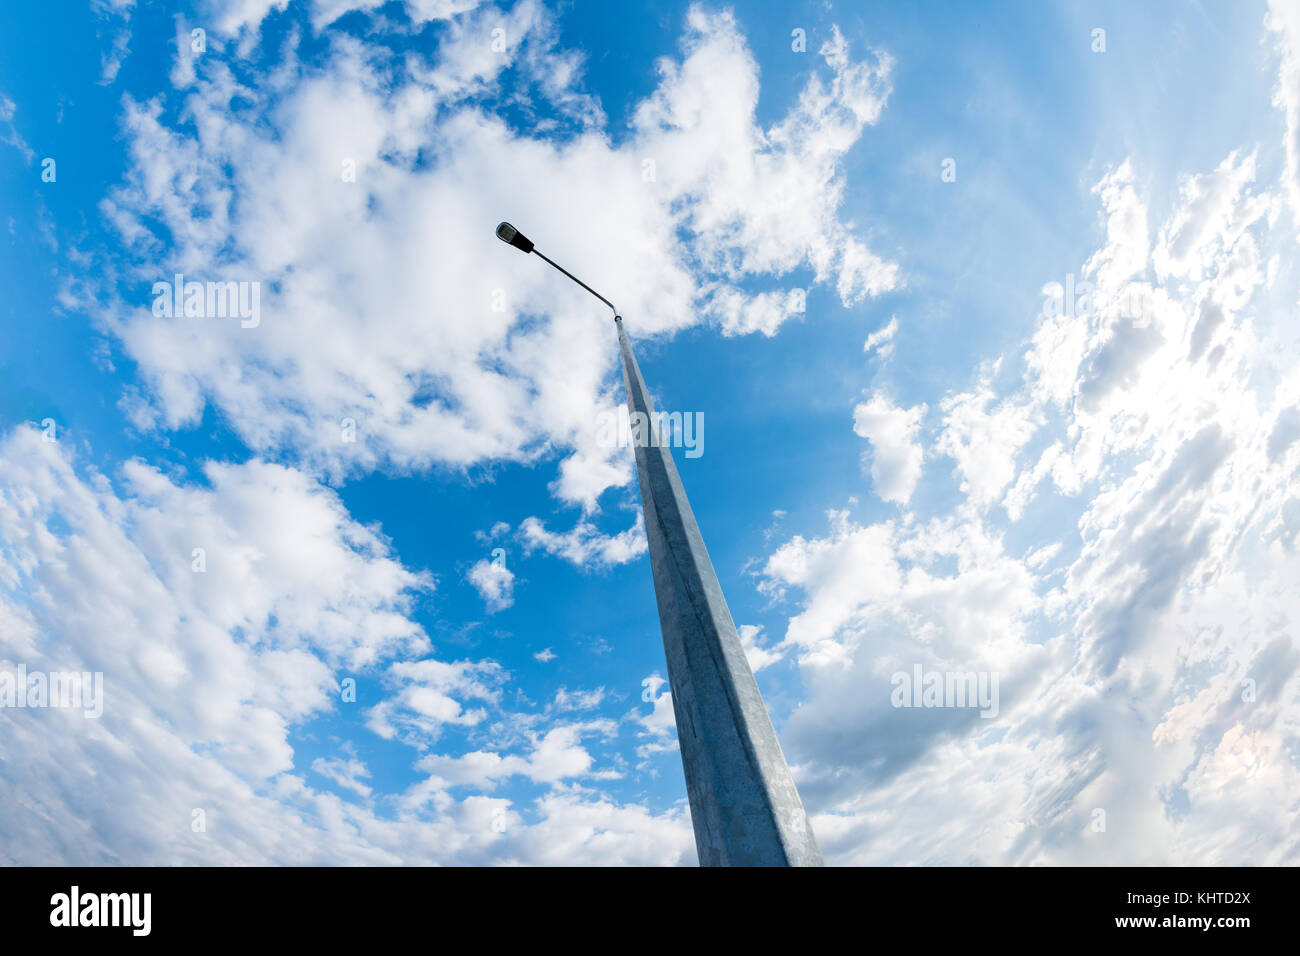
[495,221,823,866]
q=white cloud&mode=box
[1024,542,1062,570]
[467,555,514,611]
[86,2,898,519]
[488,790,694,866]
[634,673,677,760]
[518,513,647,568]
[1267,0,1300,239]
[552,686,606,711]
[0,93,33,162]
[0,424,690,864]
[414,719,619,788]
[937,380,1039,510]
[366,657,503,744]
[706,286,808,337]
[93,0,133,84]
[852,393,925,504]
[0,425,411,853]
[863,315,898,358]
[737,624,784,673]
[1153,151,1264,281]
[205,0,290,36]
[761,144,1300,864]
[1084,160,1149,290]
[311,755,373,798]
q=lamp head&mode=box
[495,221,534,254]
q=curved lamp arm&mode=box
[495,221,620,321]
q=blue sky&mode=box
[1,0,1298,864]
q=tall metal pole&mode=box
[496,222,822,866]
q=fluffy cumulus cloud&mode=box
[518,512,647,568]
[80,0,898,519]
[467,554,514,612]
[414,719,620,790]
[760,120,1300,863]
[737,624,785,673]
[852,393,925,504]
[0,427,691,864]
